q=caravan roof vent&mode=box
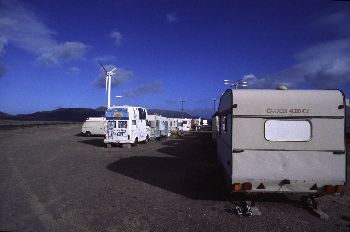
[276,85,288,90]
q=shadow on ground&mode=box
[78,138,105,147]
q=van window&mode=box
[138,108,147,120]
[118,121,127,128]
[107,121,116,129]
[265,120,311,142]
[183,121,187,124]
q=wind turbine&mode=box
[98,61,117,108]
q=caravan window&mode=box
[222,116,227,133]
[132,120,136,125]
[265,120,311,142]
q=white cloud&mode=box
[0,0,89,65]
[36,42,89,65]
[123,80,162,97]
[166,13,178,23]
[110,30,122,46]
[243,10,350,91]
[67,66,80,75]
[96,64,133,88]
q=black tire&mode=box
[144,135,150,144]
[133,137,138,146]
[85,131,92,136]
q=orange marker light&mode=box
[233,183,241,192]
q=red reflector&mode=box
[232,183,241,192]
[325,185,336,193]
[241,182,252,191]
[309,183,318,191]
[335,185,346,194]
[257,183,266,189]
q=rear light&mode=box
[232,183,241,192]
[335,185,346,194]
[325,185,336,194]
[232,183,252,191]
[242,182,252,191]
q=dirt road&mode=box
[0,124,349,231]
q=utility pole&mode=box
[180,99,186,119]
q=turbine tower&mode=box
[98,61,117,108]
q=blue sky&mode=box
[0,0,350,117]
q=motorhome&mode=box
[81,117,106,136]
[181,118,192,131]
[104,106,150,147]
[148,115,169,139]
[217,89,346,195]
[168,118,179,132]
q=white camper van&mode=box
[81,117,106,136]
[217,89,347,195]
[148,115,169,139]
[104,106,150,146]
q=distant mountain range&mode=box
[0,107,196,122]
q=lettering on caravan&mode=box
[266,108,310,114]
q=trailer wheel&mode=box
[133,137,138,146]
[144,135,150,144]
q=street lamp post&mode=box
[115,96,123,106]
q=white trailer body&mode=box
[148,115,168,138]
[81,117,106,136]
[346,99,350,135]
[217,89,346,195]
[181,118,192,131]
[211,113,219,141]
[168,118,178,132]
[104,106,150,144]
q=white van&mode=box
[104,106,150,146]
[217,89,346,195]
[81,117,106,136]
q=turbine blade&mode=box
[98,60,108,73]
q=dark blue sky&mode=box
[0,0,349,117]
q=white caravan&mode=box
[168,118,179,132]
[217,89,346,195]
[346,99,350,135]
[148,115,169,139]
[81,117,106,136]
[104,106,150,146]
[181,118,192,131]
[211,113,219,142]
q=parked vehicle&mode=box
[211,113,219,142]
[81,117,106,136]
[181,118,192,131]
[104,106,150,147]
[148,115,169,139]
[216,89,347,196]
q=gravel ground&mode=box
[0,124,349,232]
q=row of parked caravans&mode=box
[82,105,194,146]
